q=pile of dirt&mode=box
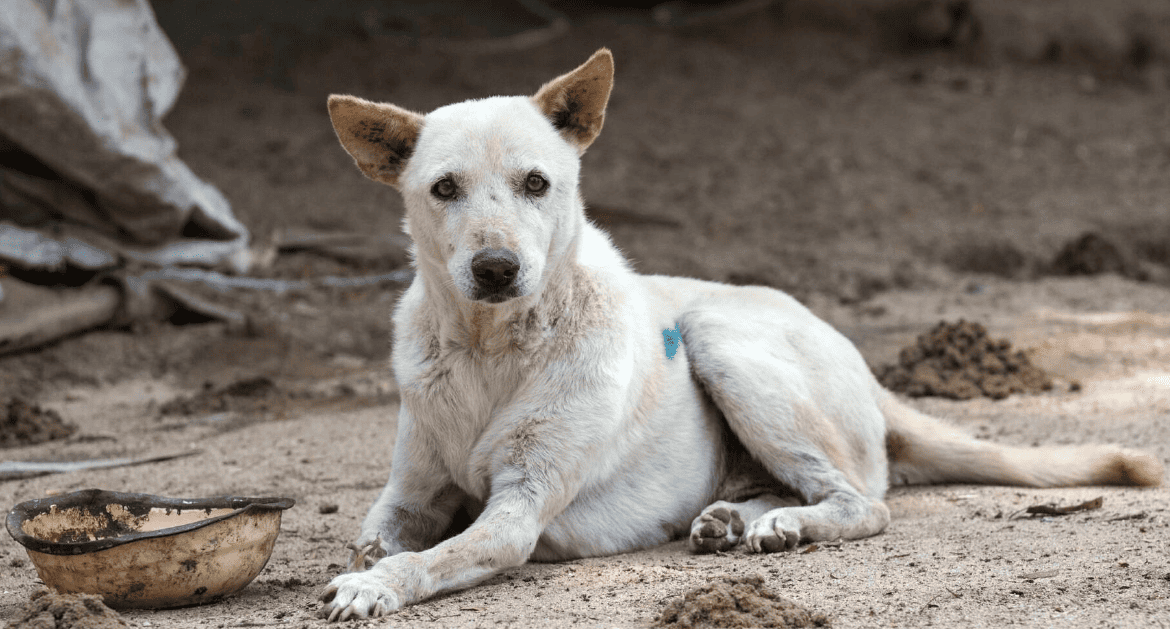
[1,398,76,448]
[874,320,1053,400]
[154,374,390,426]
[655,574,830,629]
[6,588,130,629]
[1050,232,1144,280]
[158,376,284,417]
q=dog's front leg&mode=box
[345,407,467,569]
[320,468,555,621]
[346,480,467,571]
[321,365,615,621]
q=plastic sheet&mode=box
[0,0,250,269]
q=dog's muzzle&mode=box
[470,248,521,303]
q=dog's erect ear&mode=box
[532,48,614,154]
[328,95,424,188]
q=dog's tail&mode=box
[880,393,1164,487]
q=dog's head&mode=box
[327,49,614,305]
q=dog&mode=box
[318,48,1164,621]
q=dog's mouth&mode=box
[471,287,520,304]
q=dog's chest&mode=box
[402,348,530,500]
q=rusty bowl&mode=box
[6,489,295,609]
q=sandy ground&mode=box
[3,2,1170,627]
[2,275,1168,628]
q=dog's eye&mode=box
[431,178,457,200]
[525,173,548,195]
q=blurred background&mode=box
[2,0,1170,398]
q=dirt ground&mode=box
[3,2,1170,627]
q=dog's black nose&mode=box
[471,248,520,292]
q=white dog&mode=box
[318,49,1163,621]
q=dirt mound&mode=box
[1050,232,1144,280]
[158,376,283,417]
[1,398,76,448]
[874,320,1053,400]
[6,588,131,629]
[655,574,829,629]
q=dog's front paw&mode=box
[743,510,800,553]
[318,570,401,622]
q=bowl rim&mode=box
[6,489,295,556]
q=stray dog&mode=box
[319,49,1164,621]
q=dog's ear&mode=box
[328,95,424,188]
[532,48,614,154]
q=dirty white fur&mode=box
[318,49,1164,621]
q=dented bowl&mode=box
[6,489,294,609]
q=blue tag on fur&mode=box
[662,323,681,360]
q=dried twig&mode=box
[920,588,960,613]
[1107,512,1147,522]
[1021,496,1103,517]
[0,450,202,481]
[345,534,383,572]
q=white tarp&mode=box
[0,0,250,272]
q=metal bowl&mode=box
[6,489,295,609]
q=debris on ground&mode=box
[158,376,283,417]
[155,374,394,425]
[6,588,131,629]
[655,574,830,628]
[1,397,75,448]
[874,320,1053,400]
[1023,496,1103,517]
[0,278,122,357]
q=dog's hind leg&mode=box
[691,486,889,553]
[741,492,890,552]
[678,294,892,550]
[689,494,800,553]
